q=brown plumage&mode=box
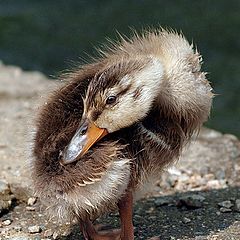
[32,29,213,239]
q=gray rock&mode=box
[10,184,31,203]
[27,197,37,206]
[26,206,35,211]
[0,180,10,195]
[206,179,227,189]
[218,200,234,209]
[154,197,172,207]
[219,207,232,213]
[182,217,191,223]
[44,229,53,238]
[13,226,22,232]
[177,194,206,208]
[0,199,12,214]
[32,237,41,240]
[28,225,41,234]
[195,237,207,240]
[0,179,14,214]
[8,236,30,240]
[216,211,221,216]
[235,199,240,212]
[53,232,59,239]
[2,219,12,226]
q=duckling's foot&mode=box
[80,220,121,240]
[93,228,121,240]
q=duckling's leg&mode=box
[118,190,134,240]
[79,220,95,239]
[79,191,134,240]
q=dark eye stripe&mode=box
[133,86,143,100]
[91,110,101,121]
[117,83,132,97]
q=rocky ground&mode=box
[0,62,240,240]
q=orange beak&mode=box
[79,122,108,157]
[62,120,108,164]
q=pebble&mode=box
[177,194,206,209]
[27,197,37,206]
[8,236,30,240]
[182,217,191,224]
[44,229,53,238]
[206,179,227,189]
[26,206,35,211]
[195,236,206,240]
[0,180,10,195]
[10,184,29,202]
[216,211,221,216]
[0,180,13,214]
[2,219,12,226]
[219,207,232,213]
[62,229,71,236]
[146,207,154,213]
[134,214,142,219]
[33,237,41,240]
[14,226,22,231]
[235,199,240,212]
[154,197,171,207]
[0,199,12,214]
[53,232,58,239]
[218,200,233,209]
[28,225,41,234]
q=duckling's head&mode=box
[62,57,163,164]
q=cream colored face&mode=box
[93,80,151,132]
[86,58,164,133]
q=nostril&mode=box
[80,125,88,135]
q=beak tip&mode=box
[60,122,108,165]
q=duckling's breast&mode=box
[32,141,131,221]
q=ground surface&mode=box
[0,63,240,240]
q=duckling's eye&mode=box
[106,95,117,105]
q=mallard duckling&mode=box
[32,29,213,239]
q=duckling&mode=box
[32,29,213,239]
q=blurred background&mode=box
[0,0,239,136]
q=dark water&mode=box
[0,0,239,136]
